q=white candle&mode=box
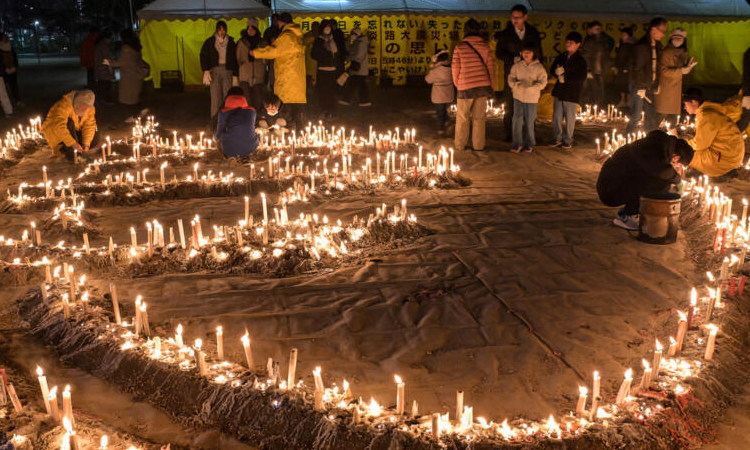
[244,196,249,225]
[241,332,253,369]
[175,324,183,347]
[455,390,463,422]
[261,193,268,223]
[614,368,633,406]
[675,311,688,353]
[639,359,652,390]
[178,219,186,249]
[130,227,137,249]
[160,162,167,189]
[313,366,324,392]
[576,386,587,417]
[704,324,718,360]
[741,198,748,225]
[62,385,74,427]
[36,366,51,415]
[216,326,224,360]
[395,375,405,415]
[48,386,59,422]
[667,336,678,356]
[653,339,663,376]
[287,348,297,389]
[194,339,207,375]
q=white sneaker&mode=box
[613,213,639,231]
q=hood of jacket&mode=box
[222,95,252,112]
[281,23,303,38]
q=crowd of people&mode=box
[33,7,750,227]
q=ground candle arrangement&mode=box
[12,179,747,448]
[450,98,505,120]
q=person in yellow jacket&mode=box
[682,88,745,177]
[303,21,319,87]
[42,89,97,162]
[251,12,306,128]
[721,91,750,137]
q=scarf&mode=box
[322,33,338,55]
[215,34,229,65]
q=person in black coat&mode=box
[495,4,543,142]
[312,19,342,117]
[549,32,587,148]
[0,33,19,105]
[200,21,239,117]
[614,27,636,108]
[738,45,750,131]
[626,17,668,134]
[597,130,694,230]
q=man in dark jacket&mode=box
[597,130,693,231]
[626,17,668,134]
[495,4,543,141]
[614,27,636,108]
[215,87,259,158]
[200,21,239,117]
[580,21,613,108]
[737,45,750,131]
[550,32,587,149]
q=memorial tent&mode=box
[273,0,750,86]
[139,0,271,88]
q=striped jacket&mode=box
[451,35,494,93]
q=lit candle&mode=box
[614,368,633,406]
[139,302,150,337]
[62,385,74,427]
[741,198,748,225]
[216,326,224,360]
[100,435,108,450]
[241,331,253,369]
[178,219,186,249]
[667,336,678,356]
[48,386,59,422]
[36,366,51,415]
[675,311,688,353]
[261,193,268,223]
[652,339,663,376]
[432,412,440,439]
[704,324,718,360]
[575,386,587,417]
[313,366,324,392]
[244,196,249,225]
[287,348,297,390]
[63,416,79,450]
[160,162,167,189]
[130,227,137,248]
[687,288,697,329]
[639,359,652,390]
[175,324,183,347]
[455,390,463,423]
[395,375,405,415]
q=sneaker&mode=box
[358,102,372,107]
[510,146,522,153]
[561,142,573,149]
[522,146,533,153]
[338,100,351,106]
[549,140,563,148]
[613,213,639,231]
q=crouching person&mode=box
[42,89,97,162]
[256,94,291,137]
[215,87,259,158]
[597,130,694,231]
[683,88,746,177]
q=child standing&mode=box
[425,50,454,136]
[508,42,547,153]
[550,32,587,149]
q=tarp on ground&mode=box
[291,15,750,87]
[274,0,750,16]
[139,0,270,20]
[138,0,270,88]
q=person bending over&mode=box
[42,89,97,162]
[215,87,259,158]
[683,88,746,177]
[597,130,694,231]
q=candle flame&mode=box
[194,338,202,350]
[655,339,663,351]
[578,386,587,395]
[593,370,600,380]
[642,359,650,369]
[36,365,43,377]
[176,324,182,335]
[706,323,719,333]
[64,385,71,394]
[624,368,633,380]
[394,374,402,385]
[677,310,687,321]
[100,435,108,449]
[706,271,715,282]
[669,336,676,345]
[48,386,57,398]
[62,416,73,433]
[216,325,222,334]
[690,288,697,306]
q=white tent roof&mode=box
[139,0,270,21]
[272,0,750,17]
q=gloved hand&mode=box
[276,118,287,127]
[586,72,594,79]
[202,70,212,86]
[742,96,750,109]
[611,67,618,75]
[232,76,240,87]
[636,89,647,99]
[554,66,565,76]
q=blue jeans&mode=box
[626,87,657,134]
[553,98,577,145]
[512,99,537,147]
[435,103,450,130]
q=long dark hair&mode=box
[121,29,142,52]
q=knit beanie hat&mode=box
[73,90,95,108]
[247,18,259,29]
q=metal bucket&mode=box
[638,192,681,244]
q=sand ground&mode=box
[0,56,748,448]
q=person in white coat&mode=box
[425,50,454,136]
[508,42,547,152]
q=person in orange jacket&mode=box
[42,90,98,162]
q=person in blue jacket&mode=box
[215,87,259,158]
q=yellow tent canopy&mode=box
[138,0,269,88]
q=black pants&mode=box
[582,75,605,107]
[316,70,337,115]
[435,103,449,130]
[241,82,267,112]
[738,107,750,132]
[502,86,513,140]
[343,75,370,105]
[5,72,18,103]
[597,176,671,216]
[96,79,112,104]
[287,103,306,130]
[86,68,96,89]
[58,118,99,162]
